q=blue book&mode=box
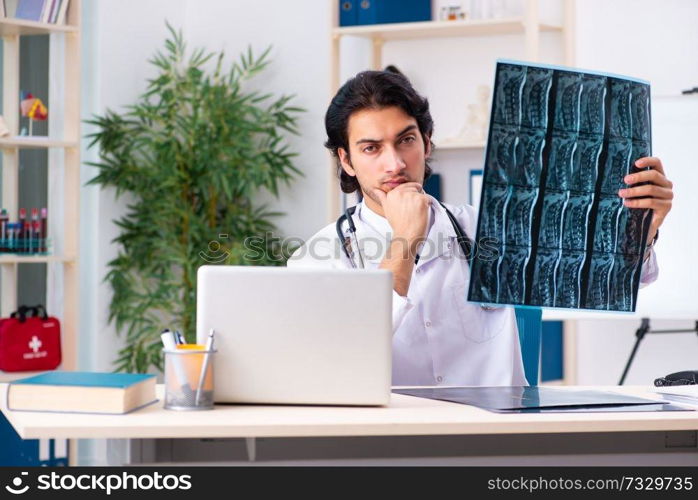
[7,371,157,414]
[14,0,46,21]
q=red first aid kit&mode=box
[0,305,61,372]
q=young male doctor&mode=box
[287,70,673,387]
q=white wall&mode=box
[182,0,331,240]
[574,318,698,386]
[575,0,698,97]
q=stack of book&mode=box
[2,0,71,25]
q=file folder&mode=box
[339,0,358,26]
[356,0,431,26]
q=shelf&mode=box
[333,18,562,41]
[0,255,75,264]
[434,140,486,150]
[1,1,81,466]
[0,136,79,149]
[0,370,49,383]
[0,17,77,36]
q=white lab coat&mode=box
[287,196,659,387]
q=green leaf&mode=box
[85,24,303,373]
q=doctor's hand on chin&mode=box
[371,181,430,245]
[371,181,430,297]
[617,156,673,245]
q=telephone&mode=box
[654,370,698,386]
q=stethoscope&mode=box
[335,202,501,312]
[336,202,499,311]
[335,201,474,269]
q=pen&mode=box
[195,329,215,406]
[161,329,192,395]
[175,330,185,345]
[161,328,178,348]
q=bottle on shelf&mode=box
[7,223,19,253]
[40,207,48,253]
[0,207,50,255]
[0,209,8,252]
[30,208,39,254]
[18,209,27,254]
[23,221,32,254]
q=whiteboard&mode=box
[634,95,698,319]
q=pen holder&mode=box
[163,347,216,411]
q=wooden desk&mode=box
[2,384,697,465]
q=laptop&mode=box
[196,266,393,406]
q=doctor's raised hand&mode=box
[371,182,430,297]
[617,156,673,245]
[371,181,430,244]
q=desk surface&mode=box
[2,384,696,440]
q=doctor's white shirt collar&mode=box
[352,195,458,266]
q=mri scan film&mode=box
[468,61,653,312]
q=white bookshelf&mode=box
[333,17,562,41]
[0,17,77,36]
[0,136,79,149]
[434,140,486,150]
[0,255,75,264]
[0,1,81,379]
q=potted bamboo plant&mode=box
[87,25,303,373]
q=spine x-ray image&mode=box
[468,61,653,312]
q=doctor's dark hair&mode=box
[324,70,435,194]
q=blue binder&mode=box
[0,413,68,466]
[356,0,431,26]
[541,320,564,382]
[339,1,358,26]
